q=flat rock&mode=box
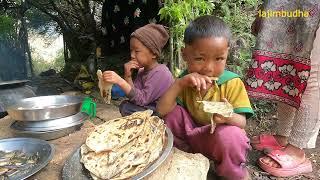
[146,147,210,180]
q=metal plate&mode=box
[11,123,84,141]
[62,127,173,180]
[0,137,54,180]
[10,112,88,131]
[0,80,29,87]
[7,95,83,121]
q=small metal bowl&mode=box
[7,95,83,121]
[11,112,88,131]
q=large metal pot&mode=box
[11,121,84,140]
[11,112,87,131]
[0,80,35,118]
[7,95,83,121]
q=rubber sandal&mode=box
[258,149,313,177]
[251,134,285,151]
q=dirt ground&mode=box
[22,74,320,179]
[246,119,320,180]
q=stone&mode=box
[145,147,210,180]
[95,104,121,121]
[39,69,56,76]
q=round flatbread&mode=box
[81,110,166,180]
[86,110,153,152]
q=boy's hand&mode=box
[179,72,212,91]
[124,60,140,78]
[212,113,226,124]
[102,71,124,85]
[212,98,232,124]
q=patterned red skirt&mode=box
[245,1,320,108]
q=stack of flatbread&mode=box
[97,70,113,104]
[80,110,166,180]
[197,101,233,133]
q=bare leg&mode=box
[250,101,294,146]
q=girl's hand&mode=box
[102,71,124,85]
[124,60,140,78]
[179,72,212,91]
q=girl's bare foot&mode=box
[251,134,288,147]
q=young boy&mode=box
[157,15,254,180]
[102,24,174,116]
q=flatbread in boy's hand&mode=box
[197,101,233,134]
[97,70,113,104]
[197,101,233,117]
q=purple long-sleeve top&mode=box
[127,64,174,107]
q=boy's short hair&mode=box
[184,15,232,46]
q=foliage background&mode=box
[0,0,273,121]
[159,0,274,120]
[32,49,65,75]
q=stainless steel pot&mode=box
[7,95,83,121]
[11,123,84,140]
[10,112,88,131]
[0,80,29,87]
[0,80,35,118]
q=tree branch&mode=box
[49,0,73,31]
[27,0,68,31]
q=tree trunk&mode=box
[28,0,102,79]
[19,0,34,77]
[169,33,174,73]
[22,18,34,77]
[63,34,69,62]
[61,29,98,80]
[177,47,183,69]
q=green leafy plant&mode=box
[53,49,65,72]
[213,0,260,77]
[159,0,261,77]
[160,0,273,122]
[212,0,276,122]
[0,15,17,41]
[32,49,65,75]
[159,0,215,75]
